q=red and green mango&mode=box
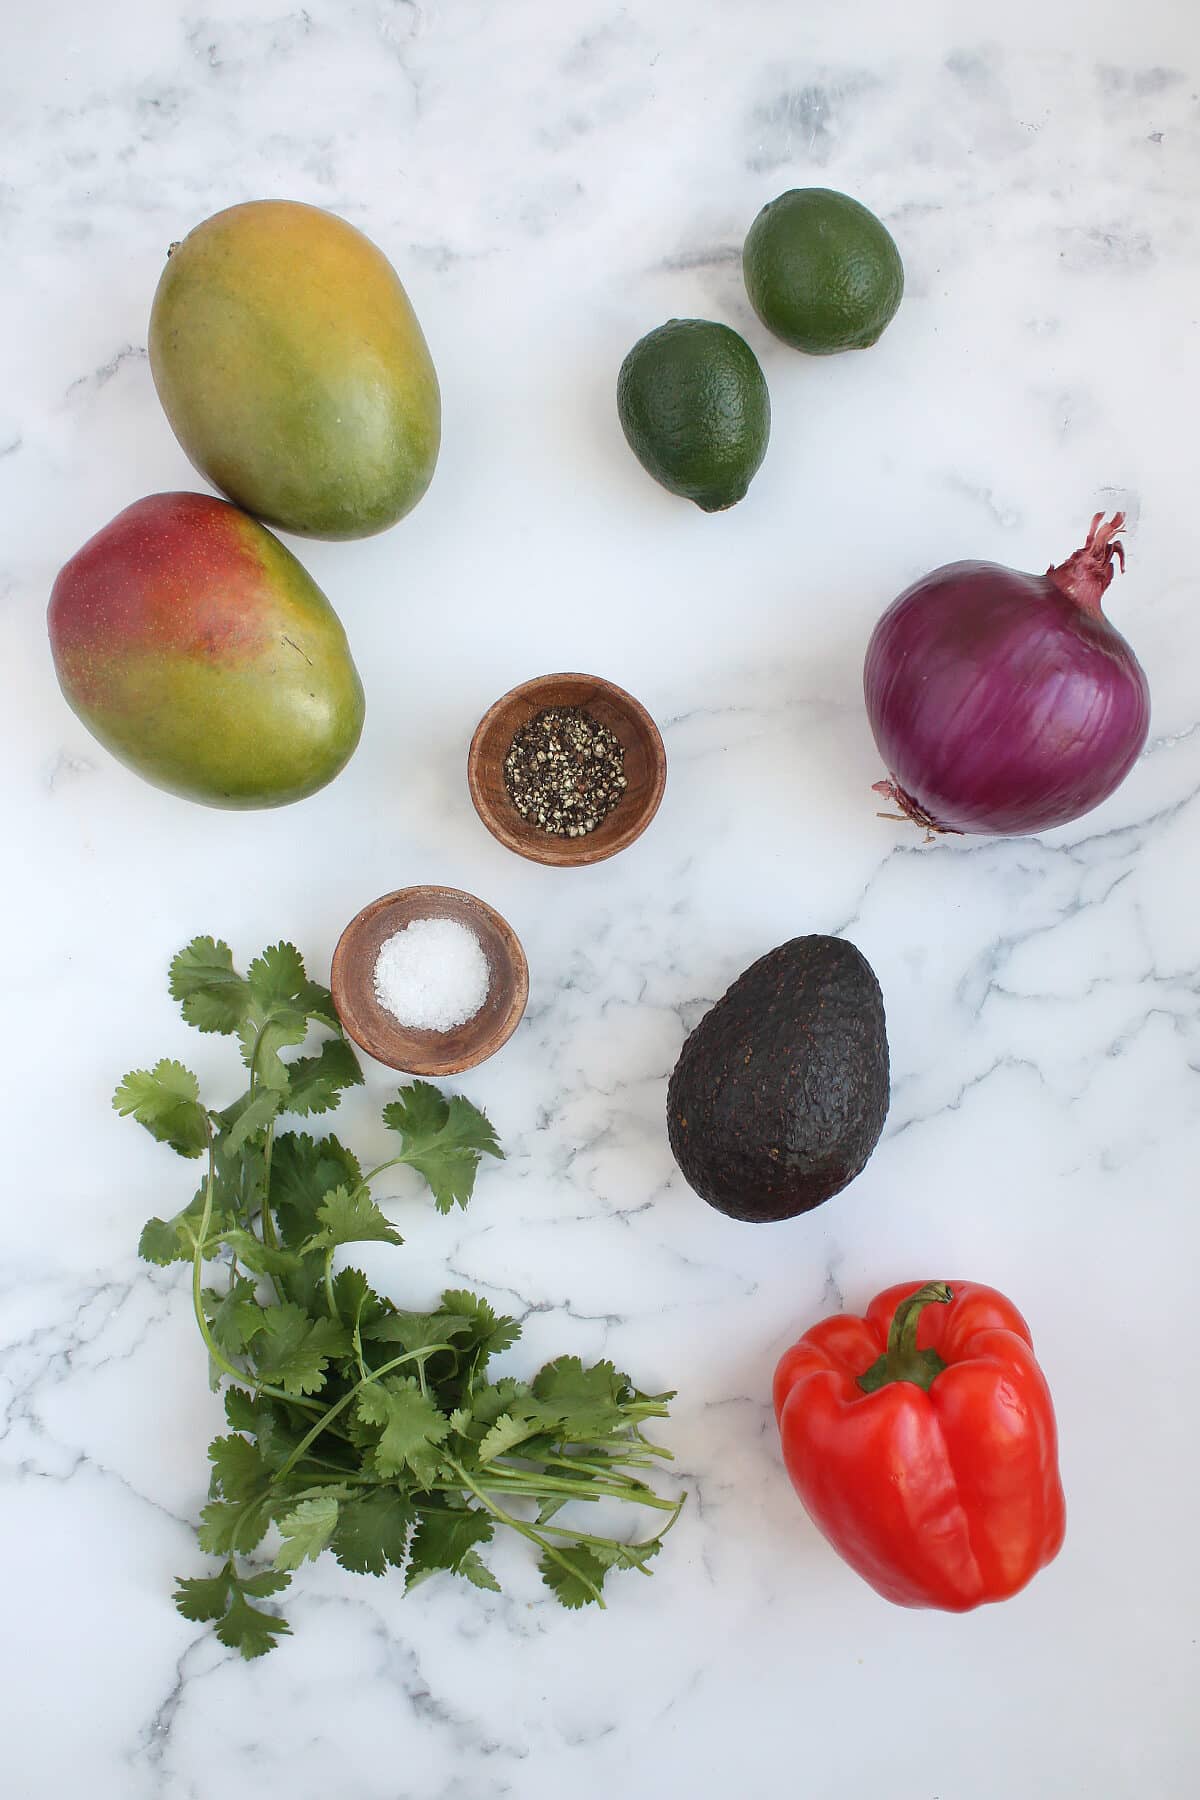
[48,492,364,808]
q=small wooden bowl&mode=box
[331,886,529,1076]
[468,672,667,867]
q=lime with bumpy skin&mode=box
[616,318,771,512]
[743,188,904,354]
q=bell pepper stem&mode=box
[857,1282,954,1395]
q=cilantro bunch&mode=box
[117,937,683,1658]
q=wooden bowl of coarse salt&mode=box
[330,886,529,1076]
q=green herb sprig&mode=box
[118,936,682,1658]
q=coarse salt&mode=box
[373,917,490,1032]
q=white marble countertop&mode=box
[6,2,1200,1794]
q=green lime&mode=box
[616,318,771,512]
[743,188,904,354]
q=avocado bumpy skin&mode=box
[666,935,889,1222]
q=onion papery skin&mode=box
[863,523,1150,836]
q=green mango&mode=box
[149,200,441,540]
[48,492,364,808]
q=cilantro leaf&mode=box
[331,1268,394,1340]
[271,1256,326,1322]
[332,1489,415,1577]
[140,1147,257,1266]
[169,937,250,1035]
[406,1504,493,1589]
[529,1357,630,1438]
[138,1211,196,1266]
[274,1495,340,1571]
[459,1549,501,1592]
[251,1304,350,1396]
[439,1290,522,1362]
[302,1186,402,1253]
[449,1378,532,1441]
[197,1494,273,1557]
[219,1230,304,1280]
[254,1406,312,1474]
[590,1537,663,1574]
[422,1296,521,1412]
[223,1388,260,1433]
[381,1078,447,1142]
[209,1128,267,1226]
[174,1561,293,1659]
[224,1088,283,1152]
[243,942,334,1030]
[356,1377,450,1478]
[239,1568,292,1599]
[217,1390,313,1473]
[381,1082,502,1213]
[239,1013,309,1091]
[477,1409,545,1464]
[365,1310,473,1353]
[234,940,345,1095]
[302,987,340,1032]
[203,1277,267,1357]
[283,1038,363,1117]
[246,943,311,1013]
[271,1133,363,1249]
[114,1061,209,1158]
[538,1544,610,1608]
[215,1586,292,1659]
[440,1095,502,1160]
[174,1568,234,1622]
[207,1434,272,1504]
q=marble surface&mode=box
[5,1,1200,1794]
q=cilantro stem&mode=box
[436,1478,597,1504]
[260,1203,280,1253]
[292,1468,377,1485]
[514,1451,658,1479]
[244,1028,282,1266]
[259,1125,281,1256]
[269,1392,362,1479]
[357,1152,415,1190]
[480,1466,679,1509]
[537,1499,685,1564]
[260,1152,280,1252]
[323,1247,338,1322]
[189,1131,243,1387]
[538,1450,671,1476]
[442,1455,607,1608]
[186,1136,322,1415]
[352,1316,368,1383]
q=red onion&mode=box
[863,514,1150,835]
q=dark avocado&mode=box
[667,935,889,1222]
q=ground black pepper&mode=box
[503,706,628,837]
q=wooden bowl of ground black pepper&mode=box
[468,673,667,867]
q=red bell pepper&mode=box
[773,1281,1065,1611]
